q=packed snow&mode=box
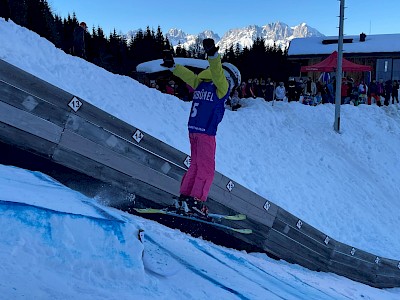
[288,33,400,56]
[1,18,400,299]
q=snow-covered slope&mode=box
[1,165,399,299]
[1,18,400,298]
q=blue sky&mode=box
[49,0,400,37]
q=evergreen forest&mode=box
[0,0,293,82]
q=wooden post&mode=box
[334,0,345,133]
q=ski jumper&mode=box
[173,54,229,201]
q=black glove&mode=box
[160,49,175,68]
[203,38,219,57]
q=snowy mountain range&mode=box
[126,21,324,52]
[216,22,324,51]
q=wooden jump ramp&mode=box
[0,59,399,288]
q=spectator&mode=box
[265,78,275,102]
[384,80,392,106]
[296,79,305,101]
[345,77,354,103]
[238,82,247,98]
[327,80,335,103]
[245,79,255,98]
[230,88,241,111]
[341,79,349,104]
[259,79,267,99]
[368,79,381,106]
[304,77,317,96]
[165,80,176,95]
[314,92,322,105]
[392,80,399,104]
[149,80,158,89]
[73,22,88,58]
[316,80,323,95]
[321,82,331,104]
[358,80,368,104]
[287,78,297,102]
[253,78,264,98]
[376,78,385,106]
[275,82,286,101]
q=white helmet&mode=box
[222,62,241,90]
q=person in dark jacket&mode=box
[287,78,297,102]
[296,79,305,101]
[160,39,240,215]
[368,79,381,106]
[384,80,392,106]
[259,79,267,100]
[73,22,87,58]
[252,78,262,98]
[265,78,275,102]
[392,80,399,104]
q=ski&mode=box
[133,208,252,234]
[134,208,246,221]
[208,213,246,221]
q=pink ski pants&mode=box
[179,133,216,202]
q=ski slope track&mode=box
[0,167,399,299]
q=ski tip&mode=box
[233,228,252,234]
[133,208,167,214]
[225,214,246,220]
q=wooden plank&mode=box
[327,260,376,286]
[376,257,400,277]
[0,60,73,109]
[271,218,333,259]
[333,241,379,265]
[267,229,331,270]
[0,81,70,128]
[263,229,328,272]
[63,114,186,182]
[68,98,190,169]
[0,122,57,157]
[276,208,334,249]
[209,173,279,229]
[328,252,378,281]
[0,101,63,144]
[57,129,180,196]
[0,59,189,169]
[208,186,277,228]
[213,174,279,213]
[374,275,400,288]
[51,146,175,206]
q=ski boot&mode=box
[178,195,209,219]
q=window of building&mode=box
[393,59,400,80]
[376,59,392,81]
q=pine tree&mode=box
[0,0,11,21]
[188,36,204,58]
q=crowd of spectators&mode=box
[230,76,399,109]
[148,78,195,102]
[145,75,400,111]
